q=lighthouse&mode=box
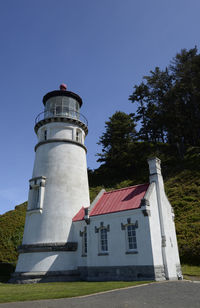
[15,84,90,279]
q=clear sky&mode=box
[0,0,200,214]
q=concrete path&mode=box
[0,280,200,308]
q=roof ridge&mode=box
[105,183,149,194]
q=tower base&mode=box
[9,270,81,284]
[9,265,168,284]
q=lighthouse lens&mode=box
[44,96,80,120]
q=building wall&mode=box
[148,158,181,279]
[159,191,181,278]
[73,207,163,281]
[146,183,163,266]
[73,174,181,281]
[22,140,89,245]
[37,122,86,144]
[17,120,90,273]
[16,251,77,272]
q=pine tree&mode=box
[97,111,137,173]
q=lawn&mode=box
[181,264,200,276]
[0,264,199,303]
[0,281,150,303]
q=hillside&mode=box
[0,146,200,266]
[0,202,27,264]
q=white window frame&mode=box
[126,224,137,252]
[121,218,138,254]
[95,222,110,256]
[99,228,108,253]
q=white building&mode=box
[13,85,182,283]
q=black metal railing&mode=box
[35,109,88,127]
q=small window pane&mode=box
[127,225,137,250]
[100,228,108,251]
[84,230,87,254]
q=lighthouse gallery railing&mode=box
[35,109,88,127]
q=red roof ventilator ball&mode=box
[60,83,67,91]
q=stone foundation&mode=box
[10,265,166,283]
[9,270,81,284]
[79,265,165,281]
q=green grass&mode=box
[0,281,150,303]
[182,264,200,276]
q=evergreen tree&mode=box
[129,47,200,151]
[97,111,137,176]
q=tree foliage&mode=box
[129,47,200,152]
[97,111,137,171]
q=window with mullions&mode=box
[121,218,138,254]
[127,225,137,250]
[95,222,110,255]
[80,227,87,257]
[100,228,108,252]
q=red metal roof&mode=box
[73,206,86,222]
[73,183,149,222]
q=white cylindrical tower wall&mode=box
[16,86,90,274]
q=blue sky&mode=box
[0,0,200,214]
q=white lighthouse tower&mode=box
[15,84,90,280]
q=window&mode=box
[80,227,87,256]
[28,176,46,212]
[100,228,108,252]
[56,105,62,115]
[76,129,82,143]
[127,225,137,250]
[95,222,110,255]
[83,229,87,254]
[44,130,47,140]
[76,101,79,112]
[121,218,138,254]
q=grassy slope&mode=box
[164,147,200,264]
[0,146,199,267]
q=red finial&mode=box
[60,83,67,91]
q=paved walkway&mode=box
[0,280,200,308]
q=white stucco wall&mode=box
[74,209,154,268]
[16,117,90,273]
[146,183,163,266]
[37,122,85,144]
[23,141,89,245]
[16,251,77,272]
[148,158,181,279]
[159,191,181,278]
